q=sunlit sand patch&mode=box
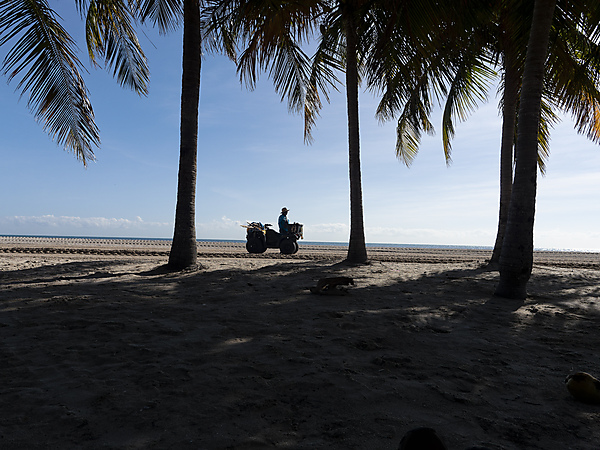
[210,337,254,354]
[512,299,600,334]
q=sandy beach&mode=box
[1,237,599,449]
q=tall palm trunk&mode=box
[168,0,201,269]
[344,5,368,264]
[490,50,519,266]
[495,0,556,299]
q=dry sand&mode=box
[1,237,599,449]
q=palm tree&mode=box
[494,0,557,299]
[134,0,197,269]
[169,0,201,269]
[487,2,529,266]
[338,0,368,263]
[313,0,445,263]
[137,0,237,269]
[233,0,442,264]
[2,0,214,270]
[369,0,600,276]
[225,0,369,262]
[490,48,520,266]
[1,0,213,269]
[489,1,600,266]
[370,2,518,252]
[0,0,149,165]
[494,0,600,297]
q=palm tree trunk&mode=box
[495,0,556,299]
[168,0,201,269]
[490,50,519,266]
[344,5,368,264]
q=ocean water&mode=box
[1,234,597,253]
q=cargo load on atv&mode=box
[241,221,303,254]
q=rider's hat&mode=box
[281,207,289,213]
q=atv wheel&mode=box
[246,237,267,253]
[292,241,299,254]
[279,238,296,255]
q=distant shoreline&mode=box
[0,235,598,268]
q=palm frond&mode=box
[442,58,495,163]
[270,37,312,114]
[537,98,559,175]
[372,44,428,125]
[201,2,237,61]
[393,79,436,167]
[366,0,498,166]
[546,24,600,144]
[301,14,344,142]
[84,0,149,95]
[0,0,99,164]
[233,0,327,143]
[135,0,182,34]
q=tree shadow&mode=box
[0,259,127,285]
[1,257,599,449]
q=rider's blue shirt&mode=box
[278,214,289,234]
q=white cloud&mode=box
[196,216,246,240]
[364,226,496,247]
[309,223,349,234]
[0,215,172,238]
[534,228,600,252]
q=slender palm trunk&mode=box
[344,6,368,264]
[168,0,201,269]
[490,51,519,266]
[495,0,556,299]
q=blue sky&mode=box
[1,5,599,251]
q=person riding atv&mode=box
[242,217,303,254]
[278,207,290,234]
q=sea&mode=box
[1,235,597,253]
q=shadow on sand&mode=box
[1,256,599,449]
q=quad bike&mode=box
[241,221,303,254]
